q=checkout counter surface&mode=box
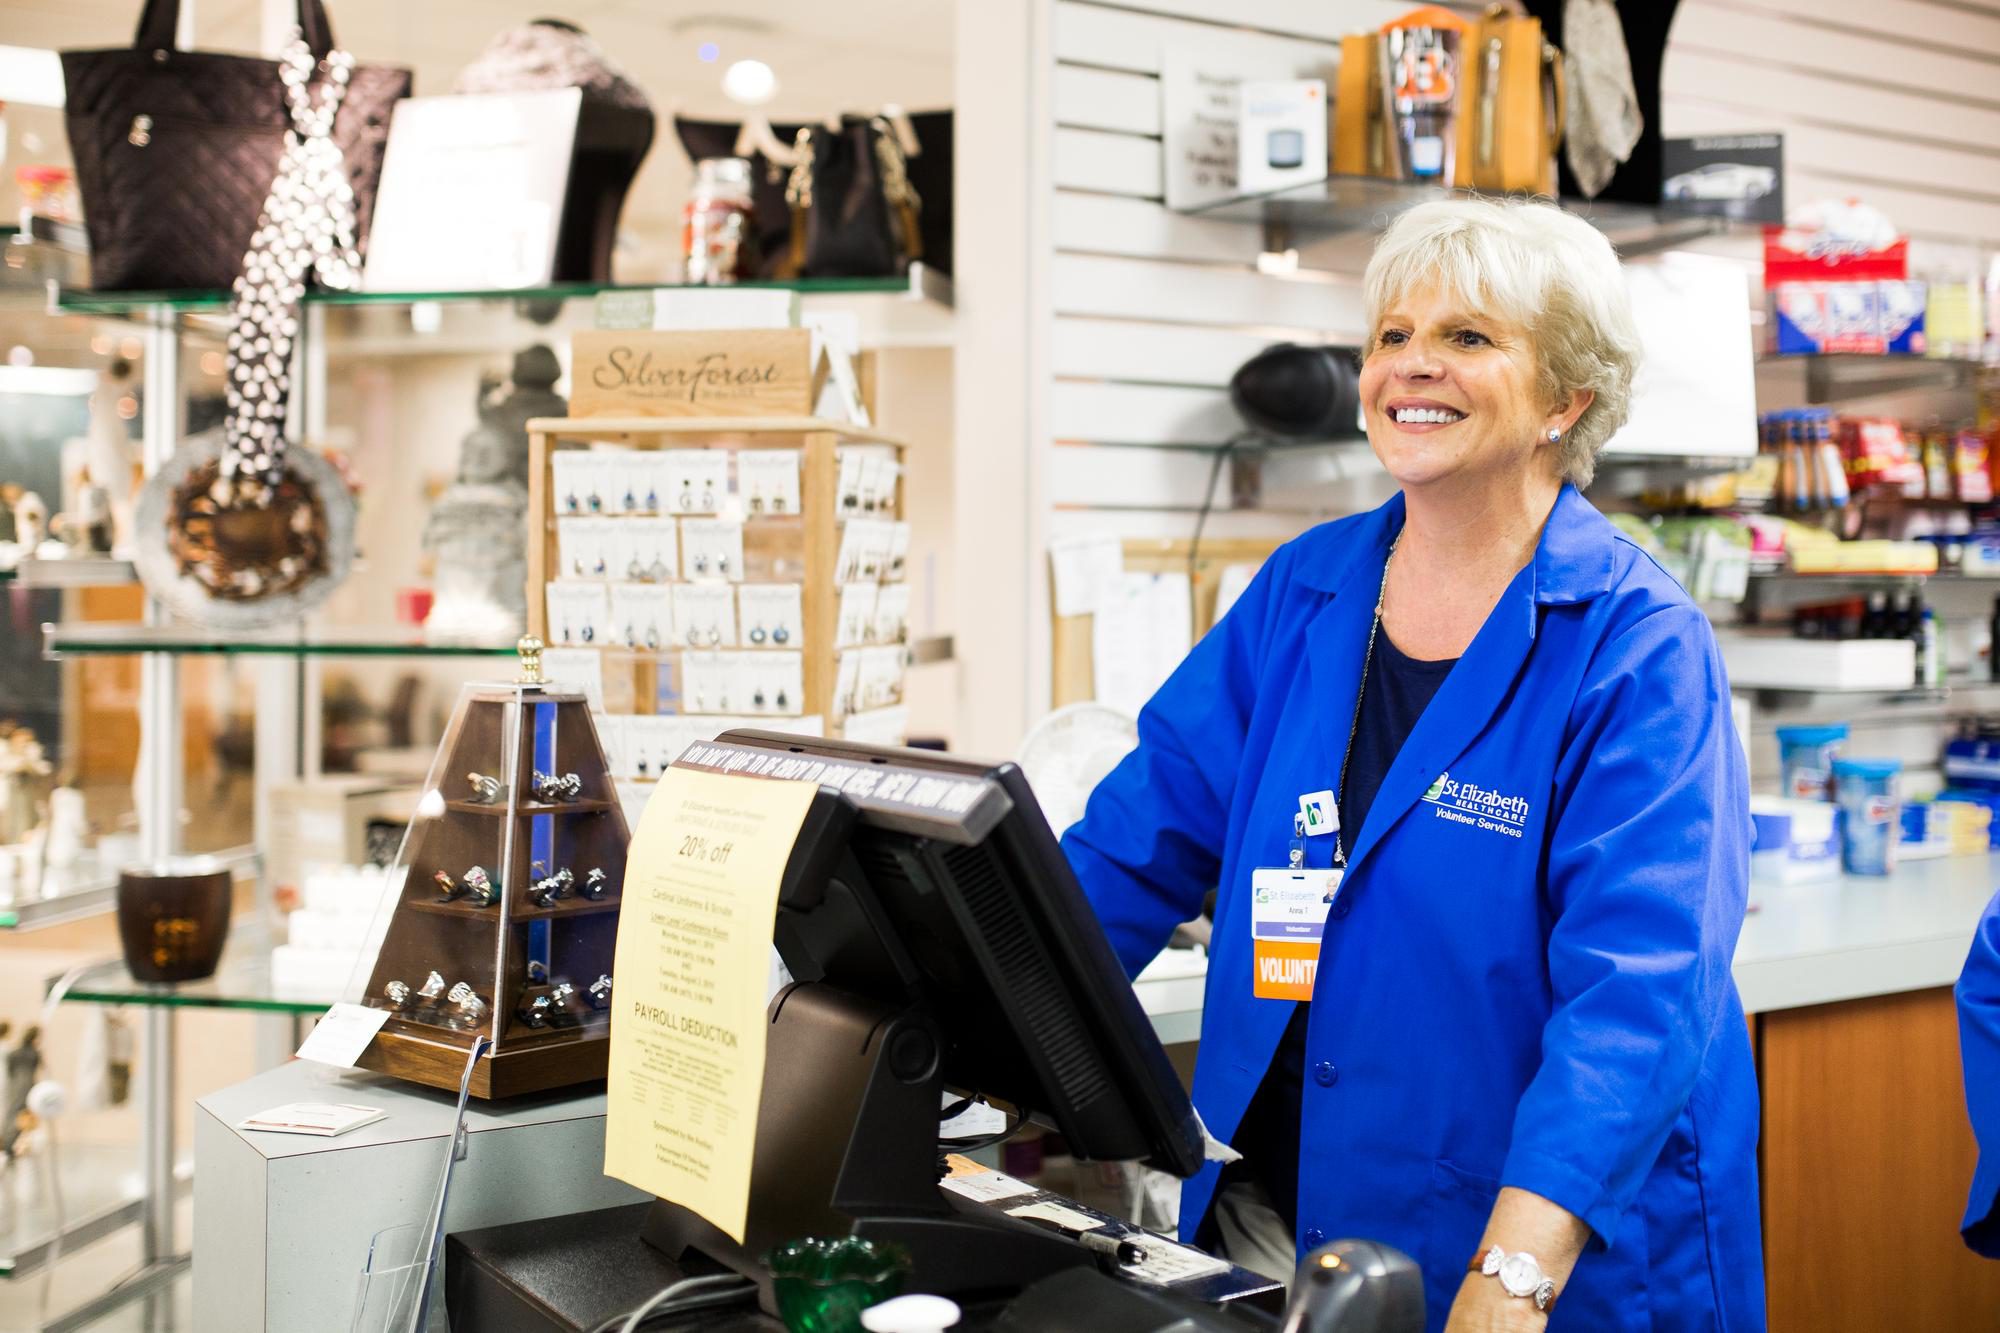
[1133,851,2000,1037]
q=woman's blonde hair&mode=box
[1361,196,1642,488]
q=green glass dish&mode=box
[766,1236,911,1333]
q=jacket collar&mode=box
[1290,483,1618,609]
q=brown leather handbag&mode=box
[61,0,409,292]
[1454,5,1566,194]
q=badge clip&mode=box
[1299,790,1338,836]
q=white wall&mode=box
[953,0,2000,756]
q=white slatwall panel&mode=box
[1053,253,1362,331]
[1054,127,1165,197]
[1044,0,2000,546]
[1663,1,2000,246]
[1660,49,2000,155]
[1053,190,1265,262]
[1053,318,1337,385]
[1044,2,1485,535]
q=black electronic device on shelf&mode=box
[641,729,1209,1304]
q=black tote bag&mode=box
[61,0,410,293]
[674,111,954,278]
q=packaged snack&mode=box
[1879,279,1928,354]
[1954,426,1993,503]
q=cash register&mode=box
[448,732,1422,1331]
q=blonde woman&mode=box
[1065,198,1760,1331]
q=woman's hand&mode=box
[1442,1274,1550,1332]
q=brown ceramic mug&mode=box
[116,859,231,983]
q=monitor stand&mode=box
[641,981,1095,1302]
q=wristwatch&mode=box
[1468,1246,1557,1313]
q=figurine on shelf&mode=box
[79,358,137,555]
[1,1027,43,1160]
[421,347,564,644]
[0,724,53,848]
[11,490,48,554]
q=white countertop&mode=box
[1135,853,2000,1042]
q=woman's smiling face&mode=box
[1359,284,1571,493]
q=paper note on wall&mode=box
[603,765,817,1243]
[1093,572,1193,719]
[1049,536,1126,618]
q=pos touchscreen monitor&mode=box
[641,730,1207,1296]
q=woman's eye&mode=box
[1376,329,1408,348]
[1453,329,1490,347]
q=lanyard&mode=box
[1331,534,1400,868]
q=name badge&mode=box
[1250,866,1342,1000]
[1298,790,1338,836]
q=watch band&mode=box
[1468,1247,1559,1314]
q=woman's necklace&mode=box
[1332,534,1399,869]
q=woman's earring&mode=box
[1547,428,1562,443]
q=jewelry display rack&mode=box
[525,415,914,763]
[355,638,628,1098]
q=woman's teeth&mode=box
[1393,407,1463,424]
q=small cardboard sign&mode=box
[570,329,818,419]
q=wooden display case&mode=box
[525,416,913,757]
[355,641,629,1099]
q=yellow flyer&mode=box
[603,764,816,1242]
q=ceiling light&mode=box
[722,59,777,107]
[697,42,720,63]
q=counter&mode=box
[1134,851,2000,1040]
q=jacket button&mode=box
[1313,1061,1338,1087]
[1304,1227,1326,1248]
[1330,900,1351,919]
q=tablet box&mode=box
[1237,80,1327,195]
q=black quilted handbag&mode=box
[61,0,409,293]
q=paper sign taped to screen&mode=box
[602,765,817,1242]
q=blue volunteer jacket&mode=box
[1958,888,2000,1257]
[1064,486,1765,1331]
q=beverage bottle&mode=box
[1863,591,1889,638]
[1921,605,1946,686]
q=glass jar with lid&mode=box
[682,156,757,285]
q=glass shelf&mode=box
[1756,351,1992,404]
[0,876,117,931]
[56,930,337,1013]
[43,623,519,657]
[0,557,138,588]
[1186,174,1740,258]
[51,266,950,317]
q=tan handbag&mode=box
[1333,33,1396,178]
[1457,6,1566,194]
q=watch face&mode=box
[1497,1254,1542,1298]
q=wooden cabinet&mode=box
[1759,987,2000,1331]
